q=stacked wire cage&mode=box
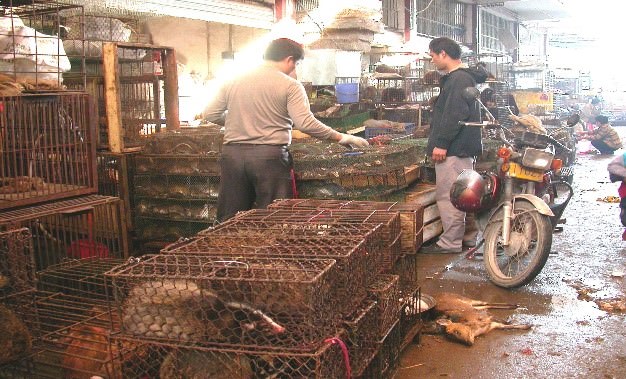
[290,138,425,201]
[103,253,352,378]
[132,126,223,252]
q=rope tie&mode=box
[325,337,351,379]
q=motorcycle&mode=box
[449,87,576,288]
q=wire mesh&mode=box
[367,274,401,339]
[141,126,224,155]
[105,254,344,350]
[0,289,123,379]
[96,151,137,230]
[289,139,420,180]
[269,198,424,254]
[398,286,424,351]
[111,333,348,379]
[37,257,126,301]
[0,227,36,297]
[0,195,129,271]
[342,300,378,376]
[0,92,97,209]
[135,154,220,176]
[162,232,375,317]
[134,174,219,201]
[0,0,85,91]
[393,253,418,292]
[230,208,401,270]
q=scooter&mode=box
[450,88,575,288]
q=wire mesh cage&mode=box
[0,0,85,92]
[367,274,401,339]
[0,227,35,297]
[393,253,418,292]
[398,286,424,351]
[97,151,137,230]
[342,299,378,375]
[135,154,220,176]
[290,139,421,180]
[360,319,401,379]
[134,174,220,201]
[105,254,345,350]
[269,198,424,254]
[37,257,125,301]
[236,208,401,270]
[0,289,121,378]
[171,226,380,315]
[133,218,213,249]
[0,92,97,209]
[0,195,129,271]
[111,333,349,379]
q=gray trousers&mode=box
[217,144,293,222]
[434,156,477,249]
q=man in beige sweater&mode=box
[203,38,368,222]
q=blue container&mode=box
[335,83,359,104]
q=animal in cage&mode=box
[380,87,406,103]
[0,304,32,365]
[0,176,45,194]
[159,349,253,379]
[432,292,531,346]
[121,280,285,343]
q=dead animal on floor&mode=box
[431,292,531,346]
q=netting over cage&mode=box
[105,254,345,350]
[290,138,424,180]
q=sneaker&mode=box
[420,243,462,254]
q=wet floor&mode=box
[397,132,626,379]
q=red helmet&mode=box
[450,170,498,212]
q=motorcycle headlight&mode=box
[521,148,553,170]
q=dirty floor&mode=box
[397,135,626,379]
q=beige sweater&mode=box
[203,64,341,145]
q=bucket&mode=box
[335,83,359,104]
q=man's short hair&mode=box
[264,38,304,62]
[429,37,462,60]
[595,115,609,124]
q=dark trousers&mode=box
[217,144,293,222]
[591,140,617,154]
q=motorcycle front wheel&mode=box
[483,200,553,288]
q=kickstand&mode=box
[465,238,485,260]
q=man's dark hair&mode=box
[264,38,304,62]
[429,37,462,60]
[595,115,609,124]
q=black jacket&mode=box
[427,66,488,157]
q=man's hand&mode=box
[431,147,447,162]
[338,133,369,148]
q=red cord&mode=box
[325,337,351,379]
[290,168,299,199]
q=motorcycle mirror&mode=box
[463,87,481,102]
[566,113,580,127]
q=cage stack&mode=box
[132,126,223,252]
[290,138,424,202]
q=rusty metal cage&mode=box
[37,257,125,301]
[134,174,219,201]
[393,253,418,292]
[358,319,401,379]
[343,300,378,376]
[0,227,36,297]
[0,0,85,91]
[141,126,224,155]
[0,289,120,378]
[0,195,129,271]
[162,230,378,317]
[111,333,348,379]
[0,92,97,209]
[105,254,344,350]
[269,198,424,254]
[398,286,424,352]
[367,274,401,339]
[97,151,136,230]
[232,208,401,270]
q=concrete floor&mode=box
[396,137,626,379]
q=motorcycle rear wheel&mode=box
[483,200,553,288]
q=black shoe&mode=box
[462,240,476,248]
[420,244,462,254]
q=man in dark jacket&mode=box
[421,37,487,254]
